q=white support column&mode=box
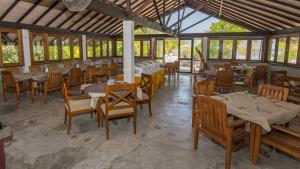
[21,29,31,72]
[202,37,208,60]
[123,20,135,83]
[82,35,87,61]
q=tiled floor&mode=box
[0,74,299,169]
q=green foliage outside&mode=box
[180,40,191,59]
[208,20,249,33]
[116,41,123,57]
[156,40,163,59]
[62,46,71,60]
[102,41,108,57]
[223,40,233,59]
[134,41,141,56]
[33,46,44,61]
[2,45,19,63]
[236,40,247,60]
[193,39,202,59]
[277,38,286,62]
[49,46,59,60]
[209,40,219,59]
[143,41,150,57]
[135,27,164,35]
[73,46,80,59]
[288,37,299,64]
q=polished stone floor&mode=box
[0,74,299,169]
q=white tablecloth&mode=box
[211,92,300,131]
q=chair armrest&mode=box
[272,124,300,138]
[69,96,91,100]
[228,119,247,128]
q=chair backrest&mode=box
[141,73,152,98]
[105,83,137,116]
[216,70,234,87]
[196,96,228,138]
[97,64,109,75]
[63,61,72,69]
[86,66,96,82]
[165,63,176,74]
[4,67,20,75]
[67,68,81,86]
[62,82,71,111]
[1,71,15,88]
[46,71,63,90]
[270,70,287,86]
[109,63,119,77]
[224,64,231,70]
[48,63,59,72]
[29,65,42,73]
[194,80,215,96]
[257,84,289,102]
[255,64,268,79]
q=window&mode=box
[31,34,45,62]
[87,38,94,58]
[222,40,233,59]
[165,38,178,62]
[95,39,101,57]
[277,38,286,63]
[61,36,71,60]
[156,40,164,63]
[108,40,112,56]
[116,40,123,56]
[288,37,299,64]
[268,38,276,61]
[180,40,192,59]
[143,41,150,57]
[193,38,202,60]
[236,40,247,60]
[250,40,262,60]
[1,30,22,65]
[102,40,108,57]
[209,40,219,59]
[72,37,81,59]
[134,41,141,57]
[48,35,59,61]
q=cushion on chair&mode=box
[67,99,93,112]
[101,102,134,116]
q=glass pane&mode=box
[180,39,192,59]
[268,38,276,61]
[134,41,141,56]
[116,40,123,56]
[108,40,112,56]
[180,60,191,72]
[102,40,108,57]
[236,40,247,60]
[165,38,178,62]
[222,40,233,59]
[251,40,262,60]
[143,41,150,57]
[32,34,44,62]
[288,37,299,64]
[193,38,202,60]
[87,38,94,58]
[1,32,20,64]
[73,37,81,59]
[48,35,59,61]
[277,38,286,62]
[156,40,163,59]
[209,40,219,59]
[193,60,202,73]
[61,37,71,60]
[95,39,101,57]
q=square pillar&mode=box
[82,35,87,61]
[123,20,135,83]
[21,29,31,72]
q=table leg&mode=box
[0,140,5,169]
[249,123,262,165]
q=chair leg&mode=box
[105,118,109,140]
[148,101,152,117]
[64,108,67,125]
[225,132,233,169]
[194,124,199,150]
[192,97,196,128]
[133,115,136,135]
[67,115,72,134]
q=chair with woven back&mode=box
[215,70,234,93]
[194,96,247,169]
[99,83,137,140]
[94,63,109,82]
[192,80,215,128]
[255,64,268,84]
[66,68,82,88]
[84,66,96,84]
[62,82,98,134]
[1,71,30,105]
[63,61,73,70]
[257,84,289,101]
[137,73,153,116]
[29,65,42,73]
[48,63,59,72]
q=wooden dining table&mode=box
[211,92,300,164]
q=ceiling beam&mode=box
[46,8,68,26]
[0,0,20,21]
[32,0,60,25]
[17,0,42,23]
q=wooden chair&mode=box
[4,66,20,75]
[34,72,63,104]
[192,80,215,128]
[137,73,153,116]
[194,96,247,169]
[262,124,300,160]
[94,64,109,82]
[270,70,287,86]
[255,64,268,84]
[47,63,59,72]
[165,63,176,79]
[99,83,137,140]
[174,61,179,74]
[63,83,98,134]
[109,62,119,77]
[257,84,289,101]
[29,65,42,73]
[66,68,82,88]
[235,69,254,92]
[63,61,72,70]
[84,66,96,84]
[1,71,30,105]
[215,70,234,93]
[224,64,231,70]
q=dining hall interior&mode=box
[0,0,299,169]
